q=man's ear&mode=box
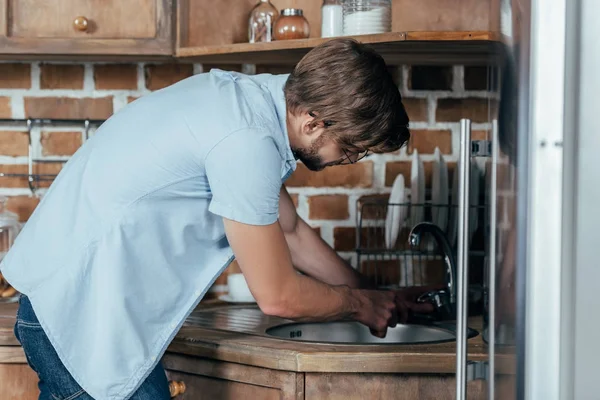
[302,111,325,137]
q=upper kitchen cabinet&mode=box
[0,0,173,59]
[176,0,504,65]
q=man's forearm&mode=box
[284,217,371,289]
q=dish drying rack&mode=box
[356,199,488,289]
[0,118,105,193]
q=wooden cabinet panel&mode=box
[304,373,487,400]
[0,0,173,57]
[9,0,157,39]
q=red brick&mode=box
[0,163,63,188]
[408,66,453,91]
[0,131,28,157]
[360,259,402,286]
[144,64,193,90]
[334,226,389,252]
[357,194,390,220]
[385,161,437,188]
[360,257,445,287]
[203,64,243,73]
[0,97,11,118]
[94,64,138,90]
[40,64,84,90]
[289,193,299,208]
[307,195,349,220]
[6,196,40,222]
[408,129,452,155]
[127,96,140,103]
[402,98,428,122]
[40,131,82,156]
[24,97,113,120]
[286,162,373,188]
[464,66,498,91]
[472,130,488,140]
[435,98,498,123]
[0,63,31,89]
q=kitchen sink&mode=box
[266,321,478,345]
[183,306,478,346]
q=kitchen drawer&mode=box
[10,0,157,39]
[0,0,173,58]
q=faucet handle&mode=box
[416,289,454,320]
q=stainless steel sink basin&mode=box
[266,321,478,345]
[182,306,478,346]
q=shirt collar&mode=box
[264,74,296,163]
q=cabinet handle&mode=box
[456,118,472,400]
[169,380,186,397]
[73,16,89,32]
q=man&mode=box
[1,38,432,400]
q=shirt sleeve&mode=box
[205,128,282,226]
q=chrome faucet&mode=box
[408,222,457,319]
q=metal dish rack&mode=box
[356,199,488,288]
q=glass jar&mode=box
[248,0,279,43]
[321,0,343,38]
[343,0,392,36]
[0,196,21,303]
[273,9,310,40]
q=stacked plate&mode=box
[343,7,391,35]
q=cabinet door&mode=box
[0,0,173,57]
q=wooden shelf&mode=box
[176,31,504,66]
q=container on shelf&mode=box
[273,9,310,40]
[343,0,392,36]
[321,0,343,38]
[248,0,279,43]
[0,196,21,303]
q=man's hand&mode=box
[393,286,440,323]
[352,290,398,338]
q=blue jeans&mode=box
[14,295,170,400]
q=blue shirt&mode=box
[0,70,296,400]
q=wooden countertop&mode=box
[0,302,516,374]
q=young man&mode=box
[1,39,433,400]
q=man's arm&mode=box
[278,186,372,289]
[223,217,397,336]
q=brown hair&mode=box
[284,38,410,154]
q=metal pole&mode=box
[456,118,471,400]
[488,120,499,400]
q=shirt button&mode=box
[151,356,157,362]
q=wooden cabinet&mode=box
[163,353,516,400]
[0,0,173,57]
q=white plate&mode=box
[431,148,449,231]
[385,174,406,249]
[218,294,256,304]
[410,150,425,228]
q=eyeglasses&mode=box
[339,149,369,165]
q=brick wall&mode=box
[0,61,497,296]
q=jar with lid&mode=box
[0,196,21,302]
[321,0,343,38]
[248,0,279,43]
[343,0,392,36]
[273,9,310,40]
